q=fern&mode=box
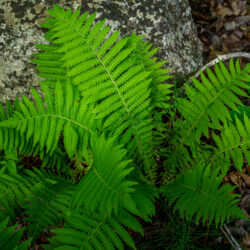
[167,59,250,170]
[71,134,137,216]
[0,81,96,162]
[49,209,143,250]
[0,5,249,249]
[32,5,173,180]
[161,163,246,227]
[0,217,32,250]
[209,113,250,172]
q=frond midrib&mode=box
[57,12,151,167]
[80,213,108,249]
[93,167,119,195]
[11,114,91,133]
[173,183,223,202]
[209,140,250,164]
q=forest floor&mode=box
[189,0,249,63]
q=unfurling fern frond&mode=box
[168,59,249,170]
[71,134,137,216]
[49,209,143,250]
[161,163,246,227]
[0,217,32,250]
[0,81,96,162]
[209,113,250,172]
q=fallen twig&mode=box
[178,52,250,96]
[220,223,242,250]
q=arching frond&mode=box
[210,113,250,172]
[0,81,96,161]
[36,5,171,180]
[49,209,143,250]
[71,134,137,216]
[161,163,246,227]
[0,217,32,250]
[168,59,250,170]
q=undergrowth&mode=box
[0,5,249,250]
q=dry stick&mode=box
[178,52,250,95]
[220,224,242,250]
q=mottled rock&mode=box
[0,0,203,104]
[81,0,203,74]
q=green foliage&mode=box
[161,163,245,227]
[71,134,137,216]
[50,209,143,250]
[33,5,172,180]
[210,113,250,172]
[165,59,250,171]
[0,4,249,249]
[0,217,32,250]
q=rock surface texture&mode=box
[0,0,203,103]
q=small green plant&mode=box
[0,5,249,249]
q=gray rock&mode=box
[0,0,203,104]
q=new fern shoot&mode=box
[0,4,249,249]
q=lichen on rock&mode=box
[0,0,203,104]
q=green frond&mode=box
[71,134,137,216]
[49,209,143,250]
[0,217,32,250]
[24,175,73,239]
[35,5,169,180]
[210,113,250,172]
[0,81,96,161]
[161,163,246,227]
[0,171,39,221]
[168,60,249,169]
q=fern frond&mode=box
[0,217,32,250]
[210,113,250,172]
[71,134,137,216]
[38,5,164,179]
[168,60,249,169]
[0,81,96,161]
[49,209,143,250]
[161,163,246,227]
[24,174,73,239]
[126,33,173,109]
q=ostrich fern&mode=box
[0,5,249,249]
